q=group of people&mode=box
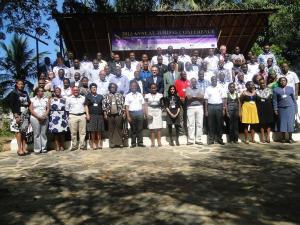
[8,44,299,156]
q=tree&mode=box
[0,34,45,98]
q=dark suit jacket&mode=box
[145,75,164,94]
[168,61,184,72]
[154,63,168,77]
[109,61,125,74]
[38,64,53,75]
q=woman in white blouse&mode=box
[145,83,163,147]
[29,87,50,153]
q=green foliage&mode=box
[0,118,13,137]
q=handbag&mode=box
[25,124,34,144]
[122,120,129,140]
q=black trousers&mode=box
[207,104,224,143]
[227,109,239,142]
[129,113,144,145]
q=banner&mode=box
[111,29,218,51]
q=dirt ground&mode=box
[0,142,300,225]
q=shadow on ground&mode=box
[0,144,300,225]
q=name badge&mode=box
[93,103,98,107]
[282,94,287,98]
[171,105,176,109]
[112,102,116,105]
[261,99,265,102]
[249,101,255,104]
[183,88,186,92]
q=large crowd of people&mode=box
[8,44,299,156]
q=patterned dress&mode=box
[49,97,69,133]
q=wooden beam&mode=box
[235,15,252,49]
[225,15,239,47]
[61,18,78,58]
[88,17,101,54]
[76,17,89,57]
[244,15,264,52]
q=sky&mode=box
[1,0,64,64]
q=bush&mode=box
[250,42,288,66]
[0,117,13,137]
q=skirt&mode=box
[86,114,104,132]
[277,106,295,132]
[148,107,163,129]
[9,110,30,135]
[241,102,259,124]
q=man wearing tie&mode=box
[163,62,180,96]
[145,66,164,94]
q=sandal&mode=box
[17,152,26,156]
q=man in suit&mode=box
[154,56,168,77]
[65,51,75,68]
[109,53,124,74]
[163,62,180,96]
[169,53,184,72]
[145,66,164,94]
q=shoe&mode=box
[138,144,146,147]
[187,142,193,145]
[195,142,203,145]
[41,149,48,153]
[17,152,26,156]
[170,142,175,146]
[266,140,270,143]
[175,139,180,146]
[70,147,78,151]
[281,139,286,143]
[80,147,87,150]
[150,144,155,147]
[234,141,239,144]
[218,141,225,145]
[130,144,136,148]
[288,139,296,144]
[158,143,162,147]
[207,142,214,145]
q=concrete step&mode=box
[10,132,300,152]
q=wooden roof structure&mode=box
[53,9,275,59]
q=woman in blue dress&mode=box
[273,77,297,143]
[49,87,69,150]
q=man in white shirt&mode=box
[69,59,86,82]
[66,86,89,150]
[247,55,259,77]
[125,81,147,148]
[53,58,70,79]
[231,46,245,64]
[204,76,227,145]
[215,60,232,83]
[95,70,109,96]
[178,47,191,64]
[204,48,219,71]
[81,53,92,73]
[164,45,174,64]
[241,63,254,83]
[96,52,107,71]
[122,58,135,81]
[224,53,234,80]
[191,50,203,65]
[129,52,139,71]
[202,62,215,83]
[280,63,299,99]
[87,59,101,83]
[151,47,168,65]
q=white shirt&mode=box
[122,67,135,81]
[186,70,198,81]
[130,60,140,71]
[151,55,168,66]
[204,70,215,83]
[178,54,191,64]
[61,87,73,98]
[243,71,255,83]
[144,93,163,107]
[98,60,107,71]
[81,61,92,73]
[66,95,86,114]
[204,85,226,104]
[204,55,219,71]
[88,68,101,83]
[53,65,70,78]
[224,61,234,78]
[217,82,230,94]
[69,67,86,81]
[247,63,259,77]
[125,92,145,111]
[280,71,300,92]
[95,79,109,96]
[30,96,48,117]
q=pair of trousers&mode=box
[107,114,123,147]
[30,116,48,153]
[207,104,224,143]
[187,105,203,143]
[129,113,144,145]
[69,114,86,149]
[228,109,239,142]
